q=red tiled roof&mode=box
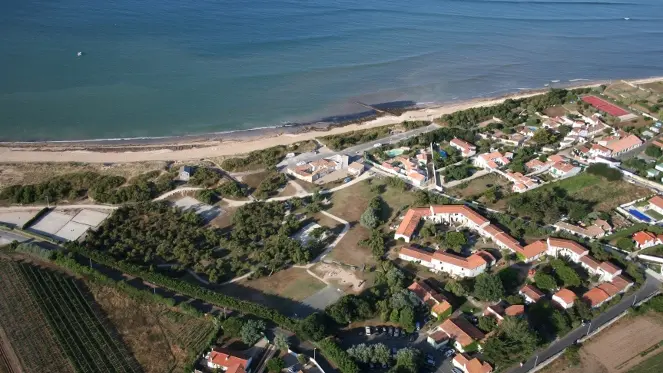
[408,281,435,300]
[395,208,426,238]
[430,205,490,226]
[597,282,620,297]
[552,161,576,173]
[583,287,611,307]
[548,154,566,163]
[633,231,657,246]
[580,255,601,270]
[520,285,544,302]
[429,330,450,343]
[483,224,505,238]
[548,238,589,256]
[554,289,577,305]
[432,301,452,316]
[494,232,524,252]
[521,241,548,259]
[606,134,643,153]
[505,305,525,317]
[432,251,487,270]
[476,250,496,264]
[440,318,485,347]
[208,349,250,372]
[399,246,433,262]
[450,138,476,151]
[650,195,663,210]
[610,275,633,292]
[599,261,622,275]
[453,354,493,373]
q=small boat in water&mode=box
[77,51,83,57]
[624,17,630,20]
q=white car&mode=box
[365,326,371,335]
[373,143,382,148]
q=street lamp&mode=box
[533,355,539,368]
[313,348,317,361]
[587,321,592,335]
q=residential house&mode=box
[583,275,633,308]
[589,144,612,158]
[416,152,430,165]
[407,281,452,319]
[287,157,342,183]
[647,169,661,178]
[525,158,552,173]
[436,318,486,353]
[474,152,512,170]
[519,284,544,304]
[504,171,538,193]
[552,289,577,309]
[554,220,612,239]
[450,138,477,157]
[605,134,643,156]
[407,169,427,186]
[398,246,489,278]
[549,161,581,179]
[394,208,430,242]
[179,165,195,181]
[347,162,365,176]
[427,330,451,349]
[452,354,493,373]
[484,304,525,324]
[648,195,663,215]
[205,348,252,373]
[655,163,663,173]
[632,231,662,249]
[597,261,622,282]
[546,238,589,262]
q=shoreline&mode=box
[1,75,661,164]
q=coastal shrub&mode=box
[14,242,54,260]
[189,167,221,187]
[220,141,316,172]
[216,180,248,198]
[586,163,622,181]
[253,172,287,199]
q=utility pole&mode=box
[533,355,539,368]
[313,348,317,361]
[587,321,592,335]
[633,293,638,306]
[89,258,92,269]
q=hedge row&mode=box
[316,338,359,373]
[66,244,299,332]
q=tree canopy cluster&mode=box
[442,161,475,182]
[0,170,177,205]
[586,163,622,181]
[508,188,591,224]
[188,167,221,187]
[254,172,288,200]
[483,317,540,369]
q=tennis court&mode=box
[582,95,630,116]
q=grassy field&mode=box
[544,106,568,117]
[239,171,270,192]
[237,268,326,301]
[627,349,663,373]
[447,173,510,209]
[90,283,218,373]
[525,173,651,212]
[641,81,663,95]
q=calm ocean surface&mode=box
[1,0,662,141]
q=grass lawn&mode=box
[645,209,663,221]
[628,347,663,373]
[328,178,418,223]
[239,171,270,191]
[641,245,663,258]
[543,106,568,117]
[447,173,510,209]
[526,173,651,211]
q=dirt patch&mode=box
[447,173,510,202]
[238,171,270,191]
[277,182,299,197]
[542,313,663,373]
[327,224,375,268]
[236,267,326,302]
[615,116,655,129]
[641,82,663,95]
[0,161,168,189]
[329,181,371,222]
[544,106,568,117]
[311,262,366,293]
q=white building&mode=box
[449,138,477,157]
[552,289,576,309]
[549,161,581,179]
[474,152,511,170]
[648,196,663,216]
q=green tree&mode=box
[473,273,505,302]
[445,279,469,297]
[444,231,467,252]
[532,129,557,145]
[372,344,391,364]
[616,237,634,251]
[222,317,244,338]
[483,317,539,368]
[534,272,558,291]
[645,145,662,158]
[554,266,581,287]
[390,309,400,324]
[399,306,416,332]
[240,319,266,345]
[478,316,497,333]
[360,207,380,229]
[274,333,289,351]
[267,357,286,372]
[299,313,328,341]
[393,348,420,373]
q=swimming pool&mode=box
[386,148,405,157]
[628,209,652,223]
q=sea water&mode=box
[1,0,662,141]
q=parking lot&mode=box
[337,326,457,373]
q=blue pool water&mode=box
[629,209,652,222]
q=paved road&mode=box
[508,274,661,373]
[0,230,29,245]
[0,204,117,212]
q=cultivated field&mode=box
[0,260,140,373]
[540,313,663,373]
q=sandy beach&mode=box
[1,76,661,164]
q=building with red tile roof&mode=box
[605,134,643,155]
[519,284,545,304]
[398,246,435,268]
[408,280,453,318]
[520,241,549,261]
[633,231,662,249]
[649,195,663,215]
[205,348,252,373]
[505,305,525,317]
[547,237,589,261]
[550,161,581,178]
[437,318,486,353]
[583,287,612,308]
[474,152,511,170]
[552,289,577,309]
[450,138,477,157]
[453,354,493,373]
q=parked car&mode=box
[388,326,394,336]
[381,326,387,334]
[391,347,398,356]
[444,349,456,358]
[365,326,372,336]
[394,328,400,337]
[451,368,464,373]
[426,354,435,365]
[415,322,421,331]
[409,333,417,342]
